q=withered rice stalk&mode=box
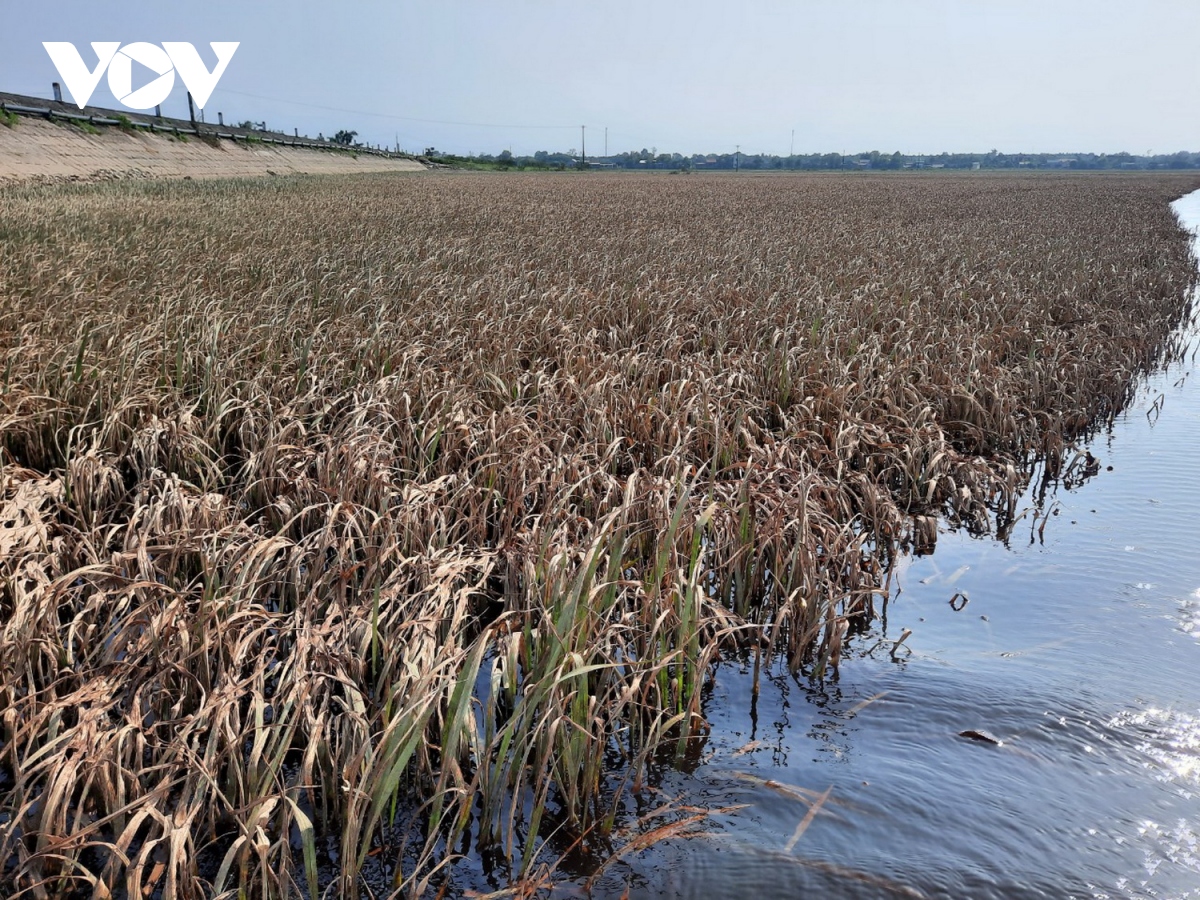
[1,171,1197,897]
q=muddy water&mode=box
[601,190,1200,899]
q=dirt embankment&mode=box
[0,117,426,182]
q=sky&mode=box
[3,0,1198,157]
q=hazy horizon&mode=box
[3,0,1197,158]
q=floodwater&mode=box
[592,189,1200,899]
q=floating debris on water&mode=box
[959,729,1005,746]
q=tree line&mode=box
[421,146,1200,171]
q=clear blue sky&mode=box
[3,0,1198,157]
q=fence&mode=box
[0,94,410,160]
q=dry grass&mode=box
[0,171,1196,897]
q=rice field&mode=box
[1,171,1197,898]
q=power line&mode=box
[214,87,576,130]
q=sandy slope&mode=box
[0,117,425,182]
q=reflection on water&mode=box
[1179,589,1200,642]
[1113,706,1200,789]
[608,192,1200,899]
[1131,819,1200,893]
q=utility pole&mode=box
[604,127,608,157]
[790,129,794,159]
[735,145,740,173]
[581,125,586,166]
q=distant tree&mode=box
[332,130,358,146]
[498,149,515,167]
[237,120,253,130]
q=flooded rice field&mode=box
[603,190,1200,898]
[5,174,1200,899]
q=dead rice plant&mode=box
[0,171,1197,896]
